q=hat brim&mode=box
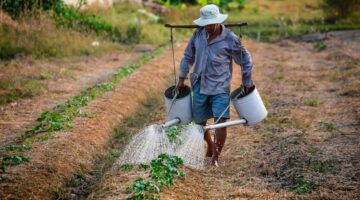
[193,14,228,26]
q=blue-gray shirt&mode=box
[179,24,253,95]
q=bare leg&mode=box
[198,121,214,157]
[212,118,227,166]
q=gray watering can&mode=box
[162,84,268,131]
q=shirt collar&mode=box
[202,24,230,45]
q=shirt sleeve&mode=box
[179,32,196,78]
[230,34,253,87]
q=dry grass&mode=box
[0,42,184,200]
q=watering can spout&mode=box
[203,119,247,131]
[162,118,181,129]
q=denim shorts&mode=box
[192,81,230,123]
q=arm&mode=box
[179,33,196,79]
[230,34,254,92]
[177,32,196,89]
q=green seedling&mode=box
[165,125,185,143]
[304,98,319,107]
[121,163,134,171]
[290,179,316,194]
[0,145,31,152]
[319,122,336,132]
[126,154,185,200]
[25,48,162,142]
[0,154,31,172]
[313,41,327,51]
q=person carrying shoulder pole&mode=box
[177,4,254,167]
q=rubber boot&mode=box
[212,127,227,167]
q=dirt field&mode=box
[87,35,360,199]
[0,32,359,199]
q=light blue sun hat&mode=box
[193,4,228,26]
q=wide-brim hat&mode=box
[194,4,228,26]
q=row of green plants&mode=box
[0,47,163,181]
[23,48,163,143]
[157,0,246,9]
[122,154,185,200]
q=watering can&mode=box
[162,84,268,131]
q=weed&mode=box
[121,163,134,171]
[290,178,316,194]
[0,154,31,172]
[319,121,336,132]
[304,98,319,106]
[138,163,150,171]
[0,40,25,60]
[313,41,327,51]
[0,145,31,152]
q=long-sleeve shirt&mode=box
[179,24,253,95]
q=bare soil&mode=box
[88,36,360,199]
[1,33,359,200]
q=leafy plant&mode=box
[126,154,185,200]
[319,122,336,132]
[165,125,185,143]
[0,154,31,172]
[138,163,151,170]
[126,178,160,200]
[313,41,327,51]
[121,163,134,171]
[149,154,185,186]
[303,98,319,106]
[24,48,162,142]
[290,178,316,194]
[0,145,31,152]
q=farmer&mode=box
[177,4,254,166]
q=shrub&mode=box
[322,0,360,20]
[0,0,62,18]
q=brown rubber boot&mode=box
[211,127,227,167]
[204,130,214,157]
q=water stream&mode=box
[116,124,206,169]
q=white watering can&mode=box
[162,84,268,130]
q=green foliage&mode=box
[322,0,360,19]
[138,163,151,170]
[0,154,31,172]
[157,0,246,9]
[165,125,185,143]
[290,178,316,194]
[126,178,160,200]
[126,154,185,200]
[319,122,336,132]
[24,48,162,142]
[149,154,184,186]
[121,163,134,171]
[0,40,26,60]
[313,41,327,51]
[0,145,31,152]
[303,98,319,106]
[0,0,61,18]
